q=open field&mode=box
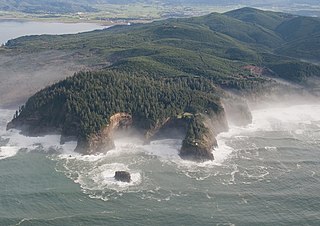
[0,4,248,24]
[0,2,319,25]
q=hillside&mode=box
[275,33,320,60]
[0,0,97,14]
[5,8,320,161]
[6,7,320,65]
[275,16,320,41]
[224,7,294,30]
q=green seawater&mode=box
[0,105,320,226]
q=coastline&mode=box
[0,12,125,26]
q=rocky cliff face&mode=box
[7,103,252,162]
[6,108,65,136]
[75,113,132,154]
[180,127,216,161]
[149,117,189,141]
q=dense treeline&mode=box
[18,70,223,140]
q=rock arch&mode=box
[76,112,132,154]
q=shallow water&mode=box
[0,20,106,44]
[0,104,320,225]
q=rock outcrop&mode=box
[180,128,216,161]
[149,117,189,141]
[114,171,131,183]
[6,108,65,136]
[180,110,229,161]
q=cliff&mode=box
[180,110,229,161]
[76,109,231,161]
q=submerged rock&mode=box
[114,171,131,183]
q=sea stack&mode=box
[114,171,131,183]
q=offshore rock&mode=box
[114,171,131,183]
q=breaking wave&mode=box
[1,104,320,201]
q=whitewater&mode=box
[0,104,319,225]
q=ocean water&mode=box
[0,104,320,226]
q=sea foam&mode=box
[2,104,320,200]
[0,108,77,160]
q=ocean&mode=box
[0,104,319,225]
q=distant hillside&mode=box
[0,0,97,14]
[275,33,320,60]
[275,16,320,41]
[6,7,320,73]
[224,7,294,30]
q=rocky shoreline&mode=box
[7,99,252,161]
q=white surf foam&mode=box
[89,163,141,189]
[249,104,320,132]
[58,157,143,197]
[216,104,320,156]
[140,137,234,171]
[0,146,20,160]
[142,139,181,160]
[151,104,320,173]
[5,128,77,153]
[0,109,20,160]
[2,104,320,198]
[0,108,78,160]
[55,138,145,197]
